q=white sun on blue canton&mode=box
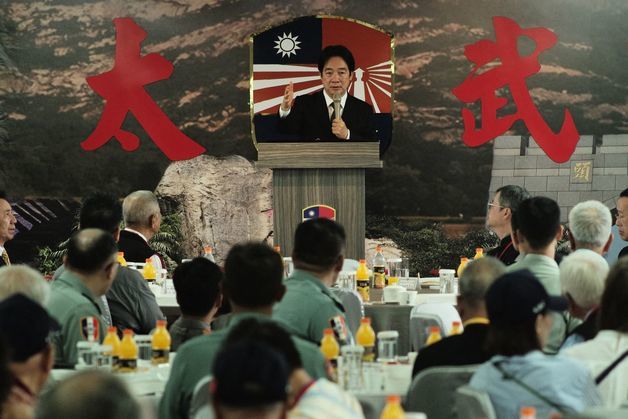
[308,210,315,217]
[274,32,301,58]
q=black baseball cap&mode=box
[0,294,60,362]
[212,340,289,408]
[486,270,568,326]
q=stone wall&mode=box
[489,135,628,221]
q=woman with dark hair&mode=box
[470,270,600,418]
[563,258,628,407]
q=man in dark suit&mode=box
[412,257,506,377]
[0,190,17,267]
[118,190,164,270]
[486,185,530,266]
[617,188,628,259]
[278,45,375,141]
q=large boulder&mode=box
[156,155,273,263]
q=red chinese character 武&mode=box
[82,18,205,160]
[452,16,579,163]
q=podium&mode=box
[256,142,382,260]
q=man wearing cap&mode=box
[0,190,17,267]
[412,257,506,377]
[486,185,530,266]
[273,218,350,345]
[0,294,58,419]
[48,229,118,367]
[160,242,327,419]
[470,270,600,418]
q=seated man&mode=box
[273,218,350,345]
[159,242,327,419]
[54,193,165,334]
[36,370,141,419]
[470,270,600,418]
[485,185,530,265]
[0,190,17,267]
[0,265,50,305]
[412,257,506,377]
[616,188,628,259]
[212,340,290,419]
[278,45,375,141]
[0,294,57,419]
[508,196,569,353]
[559,251,608,348]
[567,200,613,255]
[170,257,223,351]
[48,229,118,366]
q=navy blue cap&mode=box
[0,293,60,362]
[486,269,568,326]
[212,340,289,408]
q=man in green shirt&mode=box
[159,242,327,419]
[273,218,349,344]
[47,229,118,367]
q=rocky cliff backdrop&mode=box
[1,0,627,218]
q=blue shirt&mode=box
[470,351,600,418]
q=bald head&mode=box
[65,229,117,275]
[459,256,506,311]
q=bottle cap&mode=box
[273,245,281,252]
[520,406,536,416]
[429,326,440,333]
[123,329,134,336]
[204,245,213,253]
[145,258,151,263]
[452,321,461,327]
[476,247,483,252]
[156,319,167,327]
[386,395,400,404]
[460,256,468,261]
[376,244,383,252]
[323,328,334,336]
[359,259,366,264]
[107,326,117,333]
[360,317,371,324]
[117,252,124,257]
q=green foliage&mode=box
[149,212,184,275]
[35,245,65,276]
[366,214,498,277]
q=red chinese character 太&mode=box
[82,18,205,160]
[452,16,579,163]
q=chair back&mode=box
[563,408,628,419]
[330,288,364,335]
[189,375,213,419]
[455,385,496,419]
[405,365,477,419]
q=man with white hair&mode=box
[560,251,609,349]
[567,200,613,255]
[0,265,50,305]
[118,190,164,270]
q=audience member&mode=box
[486,185,530,265]
[508,196,568,353]
[559,251,609,348]
[616,188,628,259]
[54,193,165,334]
[170,257,222,351]
[219,318,363,419]
[0,338,11,415]
[412,257,506,377]
[0,294,57,419]
[470,270,600,418]
[568,200,613,255]
[273,219,349,344]
[563,257,628,407]
[48,229,118,366]
[0,265,50,305]
[212,340,289,419]
[36,370,141,419]
[0,191,17,267]
[119,190,164,270]
[160,242,327,419]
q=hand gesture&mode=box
[281,82,294,111]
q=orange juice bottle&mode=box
[355,259,370,302]
[103,326,121,370]
[457,257,469,278]
[203,245,215,263]
[450,321,462,335]
[142,258,156,282]
[356,317,376,362]
[520,406,536,419]
[118,329,138,372]
[151,320,171,365]
[117,252,127,267]
[473,247,484,260]
[273,244,281,255]
[320,328,340,381]
[425,326,442,346]
[380,395,406,419]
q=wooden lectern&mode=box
[256,142,382,260]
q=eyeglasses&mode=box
[487,202,506,211]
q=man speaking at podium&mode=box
[278,45,375,141]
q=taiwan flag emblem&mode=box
[302,204,336,221]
